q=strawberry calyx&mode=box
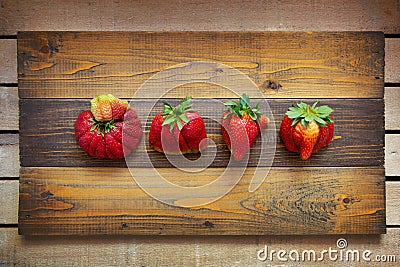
[286,101,333,127]
[161,96,193,132]
[88,117,117,137]
[223,93,264,122]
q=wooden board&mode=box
[17,31,385,235]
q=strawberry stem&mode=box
[89,117,117,137]
[223,94,264,122]
[161,96,193,131]
[286,101,334,127]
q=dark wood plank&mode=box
[19,99,384,168]
[17,32,384,99]
[18,166,385,235]
[2,0,400,35]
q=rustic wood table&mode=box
[0,0,399,266]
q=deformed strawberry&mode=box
[149,96,207,154]
[75,94,142,159]
[280,101,334,160]
[221,94,269,161]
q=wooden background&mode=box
[0,0,399,265]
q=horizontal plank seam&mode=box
[0,83,18,87]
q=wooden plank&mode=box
[385,39,400,83]
[0,87,18,131]
[1,228,400,266]
[1,229,400,267]
[17,31,385,99]
[0,86,395,133]
[0,39,17,83]
[19,99,385,168]
[386,181,400,226]
[18,166,385,235]
[386,134,400,176]
[0,181,18,224]
[1,0,400,35]
[0,134,19,178]
[385,87,400,130]
[3,179,399,226]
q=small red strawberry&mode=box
[74,94,142,159]
[280,101,334,160]
[149,96,207,154]
[221,94,269,161]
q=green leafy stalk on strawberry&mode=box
[221,94,269,161]
[280,101,334,160]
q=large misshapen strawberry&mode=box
[280,101,334,160]
[75,94,142,159]
[149,96,207,154]
[221,94,269,161]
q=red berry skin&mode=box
[221,113,259,161]
[279,115,298,152]
[280,115,334,160]
[74,108,142,159]
[149,112,207,154]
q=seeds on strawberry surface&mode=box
[149,96,208,154]
[74,94,142,160]
[280,101,334,160]
[221,94,269,161]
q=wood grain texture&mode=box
[385,135,400,176]
[1,228,400,266]
[385,39,400,83]
[0,181,18,224]
[0,134,19,178]
[386,182,400,226]
[0,87,18,131]
[4,179,400,226]
[19,99,384,168]
[385,87,400,130]
[18,167,385,235]
[17,31,385,99]
[0,39,17,83]
[0,36,395,85]
[0,86,394,132]
[1,0,400,35]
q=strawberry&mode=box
[221,94,269,161]
[74,94,142,159]
[149,96,207,154]
[280,101,334,160]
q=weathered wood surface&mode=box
[385,87,400,130]
[0,40,17,84]
[1,0,400,35]
[386,182,400,226]
[19,98,384,168]
[1,227,400,266]
[3,179,399,226]
[19,166,385,235]
[0,87,18,131]
[0,37,398,85]
[385,39,400,83]
[17,31,385,99]
[386,135,400,176]
[0,134,19,178]
[0,181,19,224]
